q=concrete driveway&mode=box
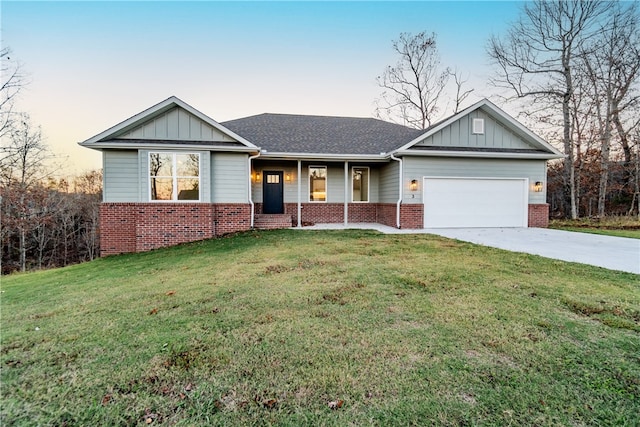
[425,228,640,274]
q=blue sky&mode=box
[2,1,523,172]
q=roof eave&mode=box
[259,151,388,162]
[394,150,565,160]
[78,141,259,153]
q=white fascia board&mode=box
[392,98,564,157]
[79,96,257,149]
[80,141,258,153]
[394,150,565,160]
[259,152,388,162]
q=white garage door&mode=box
[423,177,528,228]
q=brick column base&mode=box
[528,204,549,227]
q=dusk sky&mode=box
[2,1,523,173]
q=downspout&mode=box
[248,151,261,228]
[390,153,402,228]
[297,160,302,227]
[344,161,349,226]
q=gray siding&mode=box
[211,153,249,203]
[379,161,400,203]
[402,157,547,204]
[103,150,139,202]
[121,107,235,142]
[416,109,532,150]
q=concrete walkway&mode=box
[298,223,640,274]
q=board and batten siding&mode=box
[416,109,532,150]
[402,157,547,204]
[103,150,139,202]
[120,107,235,142]
[211,153,249,203]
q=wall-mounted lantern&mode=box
[285,173,292,182]
[410,179,418,192]
[253,171,261,183]
[534,181,543,192]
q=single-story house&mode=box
[79,96,563,255]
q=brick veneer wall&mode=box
[376,203,398,227]
[528,204,549,227]
[399,204,424,229]
[100,204,137,255]
[100,203,251,256]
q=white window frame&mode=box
[149,152,201,202]
[351,166,370,203]
[308,165,327,203]
[472,118,485,134]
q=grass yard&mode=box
[550,216,640,239]
[1,230,639,426]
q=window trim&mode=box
[308,165,327,203]
[148,151,201,202]
[472,118,485,134]
[351,166,370,203]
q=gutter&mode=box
[395,150,565,160]
[390,153,402,228]
[248,151,261,228]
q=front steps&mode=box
[254,214,293,230]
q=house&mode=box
[79,96,563,256]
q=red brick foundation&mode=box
[376,203,398,227]
[528,204,549,227]
[399,204,424,229]
[100,203,251,256]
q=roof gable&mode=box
[79,96,256,148]
[395,99,563,157]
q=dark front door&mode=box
[263,171,284,214]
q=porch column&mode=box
[297,160,302,228]
[344,161,349,226]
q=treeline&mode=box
[548,150,639,218]
[1,171,101,274]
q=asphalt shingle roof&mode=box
[221,114,425,155]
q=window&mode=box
[309,166,326,202]
[472,118,485,134]
[352,167,369,202]
[149,152,200,201]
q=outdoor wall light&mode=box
[534,181,543,192]
[285,173,292,182]
[410,179,418,192]
[254,172,261,183]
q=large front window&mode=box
[149,152,200,201]
[309,166,326,202]
[352,167,369,202]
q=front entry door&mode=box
[263,171,284,214]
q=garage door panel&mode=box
[424,177,527,228]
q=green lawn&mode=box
[1,230,639,426]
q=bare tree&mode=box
[0,115,50,271]
[450,69,474,114]
[376,32,450,129]
[0,48,27,139]
[579,2,640,216]
[488,0,608,219]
